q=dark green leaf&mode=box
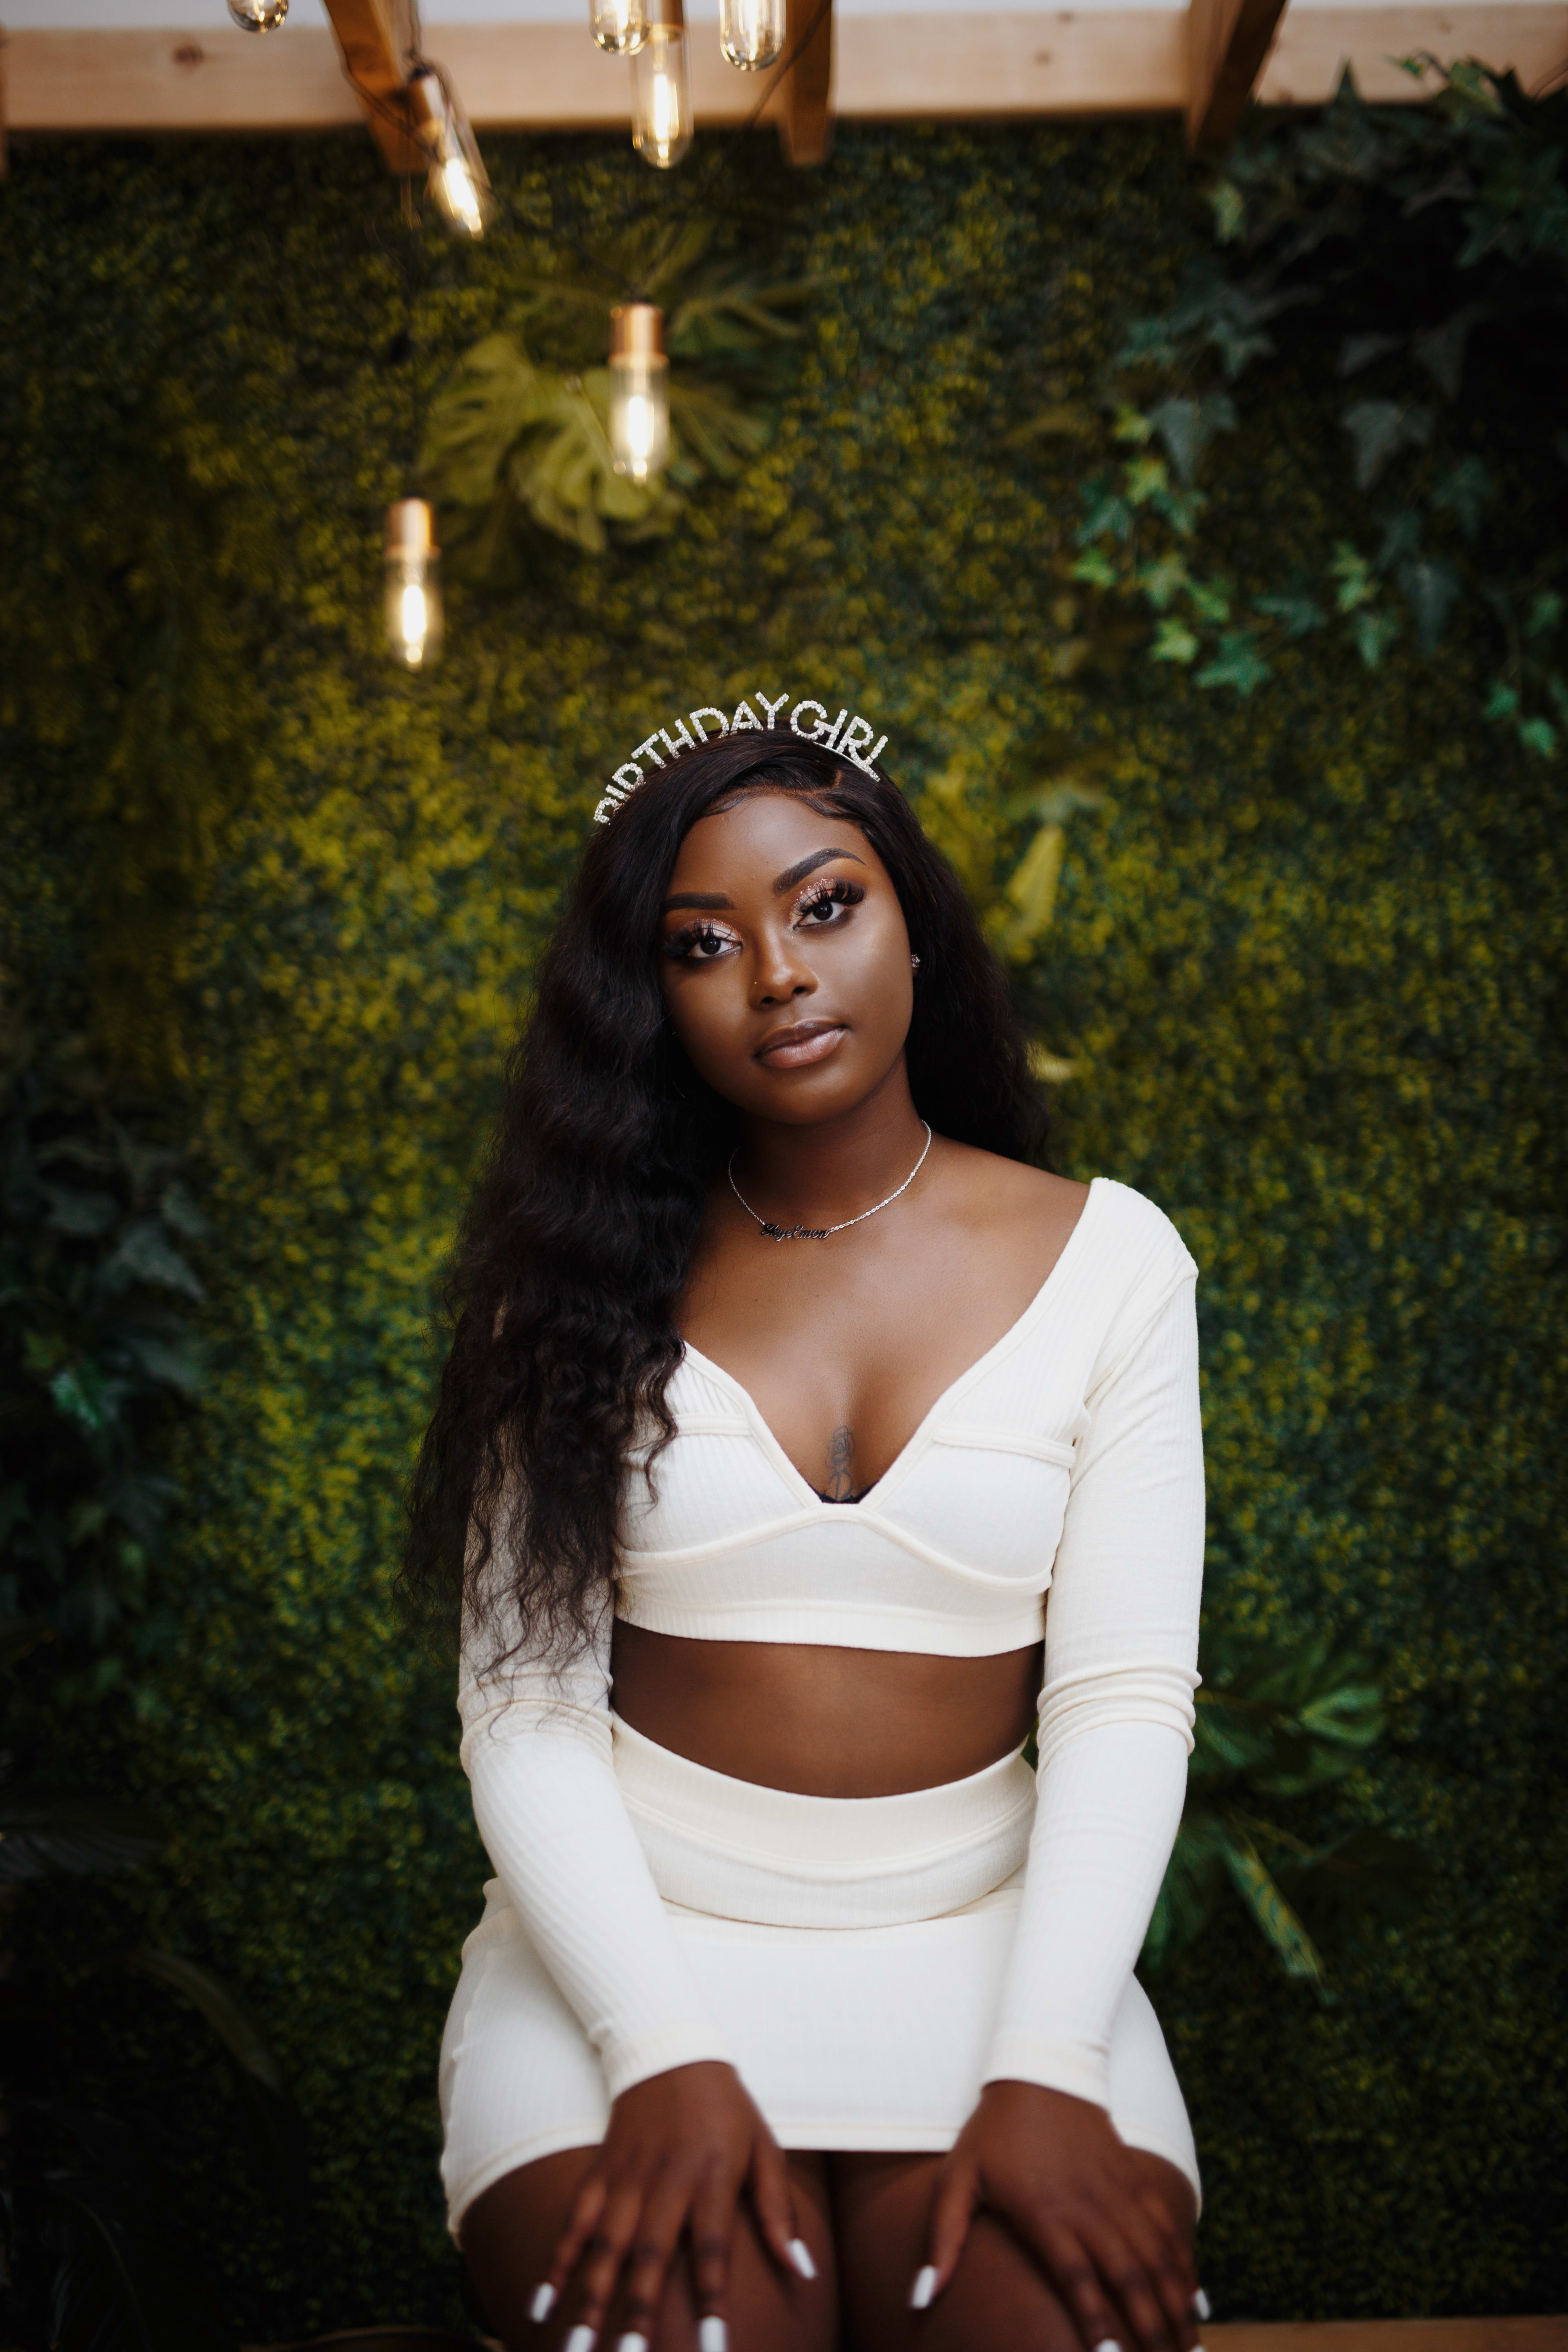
[1398,555,1463,653]
[132,1948,284,2095]
[1430,456,1493,539]
[0,1790,165,1879]
[1338,332,1403,376]
[1195,630,1272,695]
[1341,399,1432,490]
[1410,305,1486,399]
[99,1220,204,1302]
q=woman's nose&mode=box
[750,931,817,1007]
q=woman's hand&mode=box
[912,2081,1199,2352]
[532,2060,813,2349]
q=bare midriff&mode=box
[610,1622,1044,1798]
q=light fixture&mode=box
[385,499,443,669]
[227,0,288,27]
[719,0,784,69]
[590,0,648,53]
[630,0,693,169]
[405,65,494,239]
[608,303,671,484]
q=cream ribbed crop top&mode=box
[459,1178,1205,2113]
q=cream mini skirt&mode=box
[439,1717,1199,2232]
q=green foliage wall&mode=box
[3,117,1566,2338]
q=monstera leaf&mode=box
[421,219,810,575]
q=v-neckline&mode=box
[677,1177,1102,1512]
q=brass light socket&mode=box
[386,498,438,557]
[609,303,667,364]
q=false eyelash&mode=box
[662,920,735,962]
[796,878,866,922]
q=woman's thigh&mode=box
[829,2147,1197,2352]
[459,2145,838,2352]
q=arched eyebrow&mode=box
[772,846,865,895]
[662,846,864,917]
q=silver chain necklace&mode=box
[727,1122,933,1242]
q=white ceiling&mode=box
[6,0,1532,22]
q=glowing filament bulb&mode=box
[630,0,692,169]
[719,0,784,69]
[406,66,494,240]
[385,500,443,669]
[608,303,671,485]
[227,0,288,26]
[590,0,648,54]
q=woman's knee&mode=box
[459,2147,835,2352]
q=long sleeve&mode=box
[458,1539,730,2103]
[984,1252,1204,2109]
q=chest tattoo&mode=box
[824,1423,858,1503]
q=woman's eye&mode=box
[796,880,866,928]
[664,923,737,962]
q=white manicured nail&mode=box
[565,2328,597,2352]
[1093,2339,1123,2352]
[789,2236,817,2281]
[528,2283,557,2325]
[698,2320,728,2352]
[910,2265,938,2310]
[616,2337,649,2352]
[1194,2290,1212,2322]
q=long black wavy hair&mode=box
[402,732,1050,1657]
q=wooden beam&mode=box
[6,9,1567,137]
[1207,2319,1568,2352]
[319,0,424,171]
[1187,0,1290,145]
[780,0,834,165]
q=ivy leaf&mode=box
[1076,492,1133,545]
[1524,590,1564,641]
[1430,456,1494,540]
[1517,717,1559,757]
[1147,393,1237,486]
[1254,589,1326,639]
[1152,617,1200,664]
[100,1219,205,1302]
[1070,549,1119,589]
[1350,608,1401,667]
[1483,679,1520,722]
[40,1186,119,1238]
[1207,179,1246,244]
[1411,305,1486,400]
[1338,332,1404,376]
[1125,454,1171,506]
[1331,543,1378,612]
[1196,630,1272,695]
[1187,577,1233,626]
[1398,555,1463,653]
[1137,553,1190,610]
[1341,399,1433,489]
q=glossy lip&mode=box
[754,1018,848,1069]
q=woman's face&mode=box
[656,788,914,1126]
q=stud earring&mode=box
[910,953,921,972]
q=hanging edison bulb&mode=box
[385,500,443,670]
[608,303,671,484]
[405,66,494,239]
[630,0,693,169]
[590,0,648,55]
[718,0,784,69]
[227,0,288,27]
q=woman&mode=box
[407,724,1206,2352]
